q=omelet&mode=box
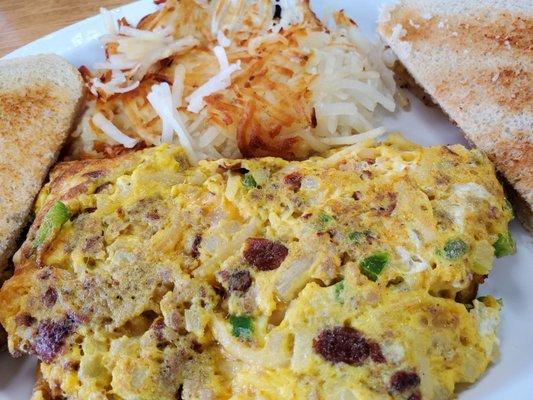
[0,135,514,399]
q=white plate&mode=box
[1,1,532,399]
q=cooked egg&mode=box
[0,134,513,399]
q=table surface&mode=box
[0,0,131,57]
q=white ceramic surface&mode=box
[1,1,531,399]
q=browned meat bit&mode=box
[455,274,487,304]
[168,311,185,333]
[191,234,202,258]
[368,341,386,363]
[82,236,101,252]
[191,340,203,353]
[78,65,92,83]
[199,286,207,298]
[82,170,106,179]
[310,107,317,128]
[64,360,80,371]
[373,192,398,216]
[313,326,370,365]
[33,316,76,362]
[435,173,450,185]
[442,145,459,156]
[390,370,421,392]
[408,392,422,400]
[15,313,36,327]
[94,182,112,194]
[218,269,230,282]
[176,385,183,400]
[488,205,501,219]
[243,238,289,271]
[217,162,248,175]
[147,210,160,220]
[66,312,87,325]
[42,287,58,308]
[352,191,362,201]
[38,269,52,280]
[61,183,88,200]
[228,270,252,292]
[151,318,166,342]
[283,172,303,191]
[360,170,372,180]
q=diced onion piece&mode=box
[291,331,314,372]
[472,300,500,336]
[276,256,314,301]
[92,113,137,148]
[211,316,289,367]
[453,183,492,200]
[184,304,209,337]
[395,246,428,273]
[225,174,240,202]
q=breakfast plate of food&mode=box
[0,0,531,399]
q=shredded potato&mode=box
[71,0,396,161]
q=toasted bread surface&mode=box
[0,54,84,280]
[378,0,532,228]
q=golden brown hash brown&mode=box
[72,0,396,160]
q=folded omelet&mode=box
[0,135,514,399]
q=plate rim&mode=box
[2,0,155,61]
[0,1,531,400]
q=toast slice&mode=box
[378,0,532,230]
[0,54,85,283]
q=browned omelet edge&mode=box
[12,150,143,275]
